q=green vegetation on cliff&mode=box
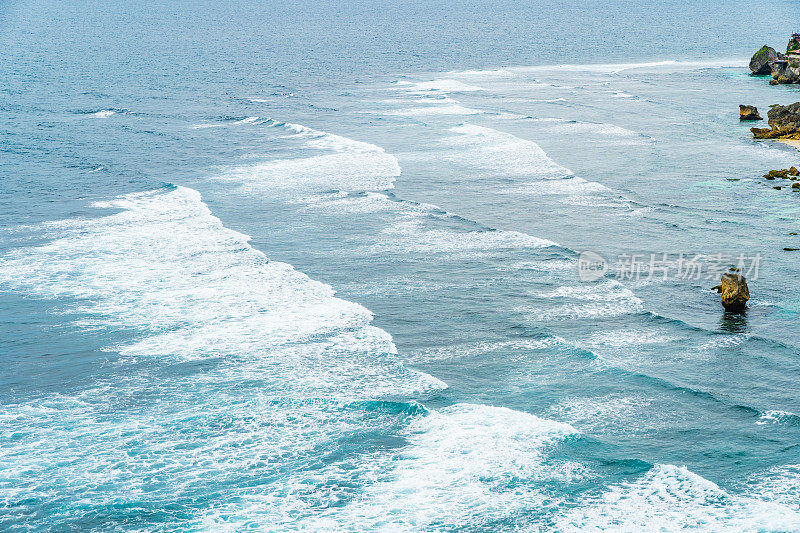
[755,44,774,58]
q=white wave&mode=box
[0,186,442,398]
[548,394,655,433]
[522,280,644,321]
[91,110,115,118]
[0,185,456,529]
[447,68,519,79]
[539,281,640,301]
[233,116,261,124]
[383,208,557,252]
[625,205,655,217]
[389,104,482,116]
[192,116,271,129]
[744,464,800,512]
[220,153,399,192]
[529,118,644,141]
[698,334,749,352]
[299,190,558,257]
[445,123,573,178]
[377,225,557,255]
[407,337,569,364]
[523,82,577,89]
[756,410,798,425]
[555,464,800,531]
[217,121,401,192]
[554,121,642,139]
[298,403,583,531]
[510,59,746,76]
[295,191,401,213]
[403,79,485,92]
[277,120,392,153]
[582,328,679,349]
[507,176,612,196]
[492,111,530,119]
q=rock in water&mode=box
[764,169,790,179]
[712,272,750,312]
[750,45,781,74]
[740,105,762,120]
[771,58,800,85]
[751,102,800,139]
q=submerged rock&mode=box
[750,45,781,75]
[740,105,762,121]
[711,271,749,312]
[751,102,800,139]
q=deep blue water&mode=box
[4,0,800,530]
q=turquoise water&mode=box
[4,0,800,530]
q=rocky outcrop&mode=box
[750,45,781,74]
[762,168,799,179]
[764,169,789,179]
[711,271,749,312]
[751,102,800,140]
[740,105,762,120]
[770,59,800,84]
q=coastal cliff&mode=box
[749,34,800,84]
[769,60,800,84]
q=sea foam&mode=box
[401,79,485,93]
[0,185,444,397]
[555,464,800,531]
[217,120,400,192]
[294,403,583,531]
[0,185,451,528]
[444,123,573,179]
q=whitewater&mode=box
[3,100,800,529]
[4,1,800,530]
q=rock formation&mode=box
[764,169,790,179]
[750,45,782,75]
[740,105,762,120]
[747,39,800,83]
[761,168,800,181]
[711,271,749,312]
[770,60,800,84]
[751,102,800,140]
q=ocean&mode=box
[3,0,800,530]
